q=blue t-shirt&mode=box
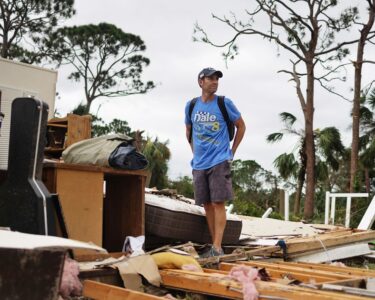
[184,95,241,170]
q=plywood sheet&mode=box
[238,215,322,239]
[56,169,103,246]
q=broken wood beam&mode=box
[83,280,163,300]
[159,269,375,300]
[220,261,353,283]
[196,245,282,266]
[270,261,375,278]
[284,230,375,255]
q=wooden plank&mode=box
[291,243,371,263]
[75,252,125,262]
[279,230,375,255]
[44,162,149,177]
[83,280,163,299]
[65,114,91,147]
[273,261,375,278]
[220,262,352,283]
[321,278,365,288]
[159,269,242,299]
[47,123,67,128]
[239,261,360,279]
[159,269,375,300]
[56,168,103,249]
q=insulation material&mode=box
[59,257,82,298]
[229,265,259,300]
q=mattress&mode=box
[145,193,242,246]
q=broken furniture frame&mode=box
[42,162,148,253]
[325,192,369,227]
[358,195,375,230]
[45,114,91,158]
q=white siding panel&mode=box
[0,58,57,170]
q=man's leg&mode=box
[204,202,225,254]
[208,161,233,254]
[203,203,215,243]
[212,202,226,251]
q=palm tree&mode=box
[358,87,375,192]
[267,112,305,215]
[267,112,345,216]
[142,137,171,189]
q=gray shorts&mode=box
[192,160,233,206]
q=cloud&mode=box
[55,0,375,180]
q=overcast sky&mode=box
[55,0,374,180]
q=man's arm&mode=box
[186,124,193,152]
[231,116,246,157]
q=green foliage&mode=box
[142,137,171,190]
[354,86,375,193]
[169,176,194,199]
[232,160,264,192]
[230,159,281,216]
[92,118,132,138]
[45,22,155,113]
[0,0,75,62]
[315,127,345,172]
[273,153,298,179]
[232,198,263,217]
[72,103,132,137]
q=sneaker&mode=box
[200,246,224,258]
[200,247,214,258]
[210,246,224,257]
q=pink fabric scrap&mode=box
[59,257,82,298]
[229,265,259,300]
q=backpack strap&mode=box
[217,95,230,137]
[217,96,229,123]
[188,98,198,143]
[218,95,235,141]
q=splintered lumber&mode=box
[219,261,355,284]
[282,230,375,255]
[197,245,284,266]
[159,269,242,299]
[83,280,163,300]
[220,261,365,288]
[271,261,375,278]
[159,269,374,300]
[198,230,375,265]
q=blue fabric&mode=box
[184,95,241,170]
[108,143,148,170]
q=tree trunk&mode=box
[293,182,302,215]
[84,98,93,114]
[279,188,285,216]
[350,59,361,193]
[365,168,370,193]
[294,175,305,215]
[294,140,307,215]
[1,31,9,58]
[303,62,315,220]
[350,1,375,192]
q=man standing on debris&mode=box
[185,67,246,257]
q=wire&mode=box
[314,236,332,263]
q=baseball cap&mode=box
[197,67,223,80]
